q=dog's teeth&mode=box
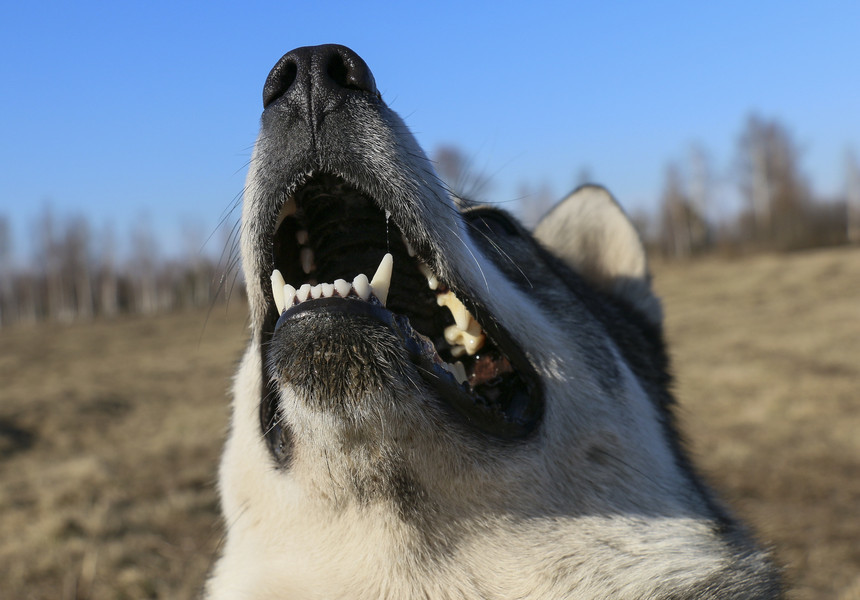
[444,324,485,356]
[296,230,309,245]
[271,269,286,314]
[352,274,371,301]
[442,360,468,384]
[284,284,296,307]
[274,196,297,231]
[370,253,393,306]
[418,262,440,290]
[453,361,468,384]
[301,248,315,274]
[437,291,471,330]
[462,330,485,354]
[321,283,335,298]
[334,278,351,297]
[297,283,312,303]
[310,284,323,299]
[450,345,468,358]
[437,291,486,355]
[401,234,416,257]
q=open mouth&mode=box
[261,174,542,440]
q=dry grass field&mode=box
[1,246,858,599]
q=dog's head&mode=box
[236,43,671,504]
[211,45,779,598]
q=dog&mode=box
[206,44,781,599]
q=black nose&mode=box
[262,44,378,109]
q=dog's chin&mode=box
[265,294,541,437]
[267,300,421,411]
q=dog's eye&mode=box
[465,210,520,238]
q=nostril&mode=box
[325,54,350,90]
[325,52,376,95]
[322,47,378,96]
[263,59,298,108]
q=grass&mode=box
[652,247,860,599]
[0,246,858,598]
[0,307,247,599]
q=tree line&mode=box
[0,211,242,328]
[650,114,860,258]
[2,113,857,327]
[502,114,860,258]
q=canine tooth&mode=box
[284,284,296,307]
[274,196,297,231]
[301,248,315,274]
[296,230,309,245]
[352,274,371,301]
[334,279,351,297]
[401,234,416,257]
[310,284,323,299]
[297,283,312,303]
[271,270,286,314]
[370,253,393,306]
[321,283,335,298]
[418,262,440,290]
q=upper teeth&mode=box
[300,247,315,274]
[271,253,394,313]
[269,233,487,363]
[274,196,297,232]
[368,252,393,305]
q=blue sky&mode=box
[2,0,858,260]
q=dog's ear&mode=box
[534,185,662,326]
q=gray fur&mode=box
[207,45,781,599]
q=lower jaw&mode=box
[263,298,542,440]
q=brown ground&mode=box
[0,247,858,599]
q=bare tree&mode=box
[688,144,711,228]
[736,115,813,248]
[0,217,15,326]
[846,148,860,244]
[432,145,492,206]
[35,208,74,321]
[575,166,594,188]
[658,163,709,258]
[63,216,94,319]
[517,181,556,229]
[128,218,160,314]
[95,224,119,317]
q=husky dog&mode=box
[207,44,781,599]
